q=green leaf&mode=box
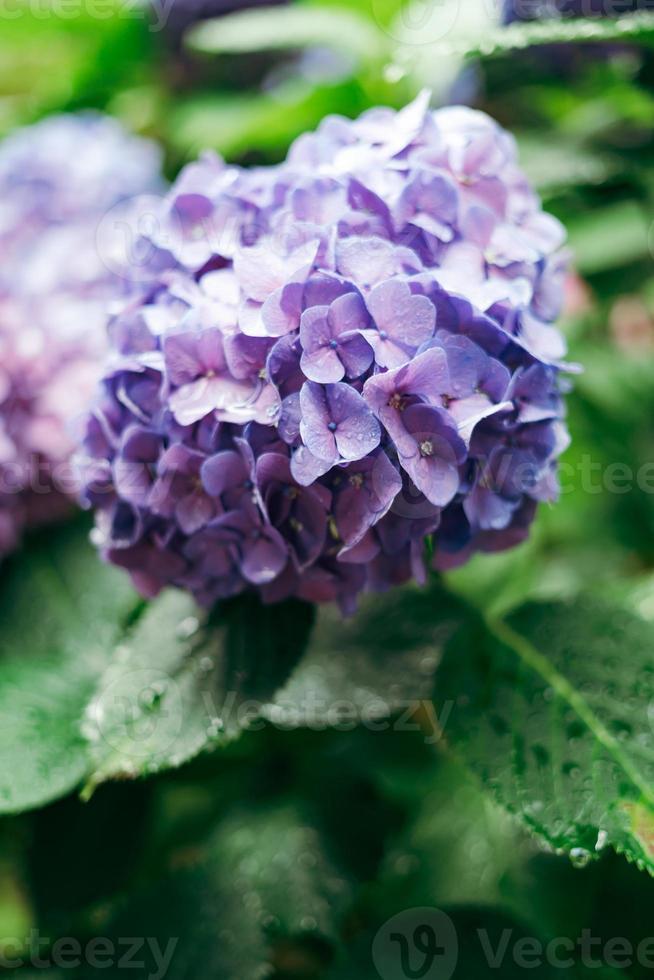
[454,11,654,60]
[83,583,456,789]
[0,1,153,136]
[0,523,138,815]
[82,591,315,790]
[378,756,529,910]
[264,583,463,729]
[81,804,350,980]
[208,804,351,942]
[395,9,654,98]
[186,5,388,62]
[435,595,654,874]
[91,868,269,980]
[565,200,651,275]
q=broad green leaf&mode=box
[83,584,455,788]
[88,868,268,980]
[186,5,388,62]
[266,584,460,728]
[82,592,315,790]
[208,804,351,942]
[79,804,350,980]
[0,522,138,815]
[372,753,622,945]
[457,11,654,60]
[435,595,654,873]
[394,10,654,103]
[378,756,529,908]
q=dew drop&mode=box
[570,847,592,869]
[177,616,200,640]
[207,716,224,738]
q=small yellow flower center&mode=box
[328,516,340,541]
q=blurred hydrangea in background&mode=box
[0,113,163,560]
[79,92,571,612]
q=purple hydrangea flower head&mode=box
[79,92,572,612]
[0,113,163,559]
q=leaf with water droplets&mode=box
[83,581,460,789]
[83,591,316,789]
[434,595,654,875]
[0,521,138,815]
[264,583,463,731]
[410,10,654,62]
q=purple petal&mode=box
[328,291,369,335]
[201,450,248,497]
[299,382,338,462]
[261,281,305,337]
[176,488,214,535]
[242,526,288,584]
[163,329,225,386]
[290,445,333,486]
[301,345,345,384]
[170,376,280,427]
[324,383,381,461]
[299,305,332,354]
[367,279,436,351]
[338,333,374,379]
[335,237,397,288]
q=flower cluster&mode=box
[79,92,571,612]
[0,113,163,559]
